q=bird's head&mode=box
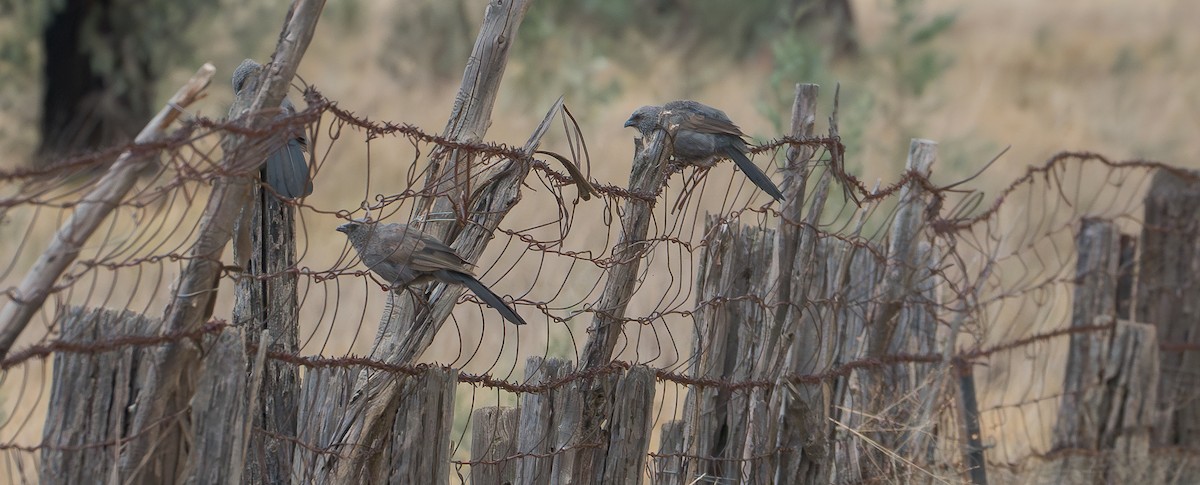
[624,105,663,136]
[336,219,373,238]
[232,59,262,95]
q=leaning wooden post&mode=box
[301,3,548,482]
[561,110,672,481]
[0,64,213,358]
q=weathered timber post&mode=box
[654,421,687,485]
[683,216,773,483]
[1053,218,1120,450]
[300,2,559,482]
[594,365,656,485]
[230,65,302,485]
[514,357,571,485]
[388,367,457,484]
[471,407,520,485]
[40,308,165,484]
[743,83,822,483]
[1135,168,1200,447]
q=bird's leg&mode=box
[400,285,434,319]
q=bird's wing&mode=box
[407,232,472,275]
[677,111,747,138]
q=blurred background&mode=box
[3,0,1196,182]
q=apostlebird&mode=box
[624,100,784,202]
[337,220,527,326]
[231,58,313,199]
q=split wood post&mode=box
[859,139,935,478]
[388,367,458,484]
[230,67,302,485]
[1053,218,1120,450]
[595,365,656,485]
[40,308,161,485]
[684,216,774,482]
[829,238,884,482]
[514,357,572,485]
[116,3,326,481]
[471,407,520,485]
[182,327,265,485]
[1135,168,1200,447]
[746,84,841,483]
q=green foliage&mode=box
[881,1,957,98]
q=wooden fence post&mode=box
[471,407,519,485]
[515,357,571,485]
[595,365,656,485]
[40,308,164,485]
[1135,168,1200,447]
[683,216,774,483]
[182,327,261,485]
[744,82,823,483]
[231,81,301,485]
[389,367,458,484]
[116,4,325,481]
[654,420,687,485]
[1053,218,1119,450]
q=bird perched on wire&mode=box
[337,220,527,326]
[231,58,313,199]
[624,100,784,202]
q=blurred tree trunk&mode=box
[38,0,161,164]
[793,0,859,59]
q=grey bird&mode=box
[624,100,784,202]
[337,220,527,326]
[231,59,313,199]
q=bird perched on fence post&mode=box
[231,58,313,199]
[337,220,527,326]
[624,100,784,202]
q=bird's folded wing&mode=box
[408,236,472,274]
[678,113,747,138]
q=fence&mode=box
[1,1,1199,483]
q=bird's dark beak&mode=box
[336,223,352,234]
[623,117,636,128]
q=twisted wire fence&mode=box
[2,2,1199,484]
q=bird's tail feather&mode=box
[264,138,312,199]
[437,270,527,325]
[724,146,784,202]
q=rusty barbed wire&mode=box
[1,83,1197,483]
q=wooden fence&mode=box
[3,1,1200,484]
